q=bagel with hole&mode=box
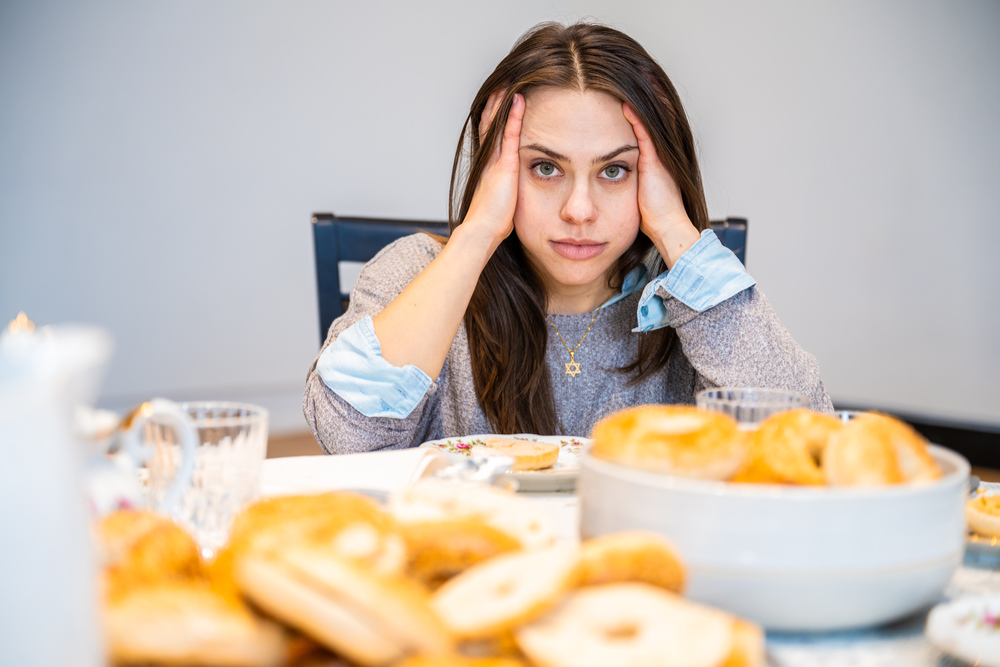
[590,405,746,480]
[732,409,842,486]
[515,583,764,667]
[431,545,580,640]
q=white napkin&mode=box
[259,448,449,498]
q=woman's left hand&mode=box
[623,102,702,269]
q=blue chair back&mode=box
[312,213,747,345]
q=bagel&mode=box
[469,437,560,471]
[227,492,406,576]
[732,409,842,486]
[104,582,287,667]
[967,493,1000,538]
[401,519,521,590]
[515,583,763,667]
[395,657,527,667]
[389,479,553,550]
[577,531,685,594]
[97,510,205,602]
[235,545,452,666]
[823,413,939,486]
[590,405,745,480]
[431,545,580,639]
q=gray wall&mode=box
[2,0,998,432]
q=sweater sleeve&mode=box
[659,284,834,412]
[302,234,446,454]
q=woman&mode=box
[304,22,832,454]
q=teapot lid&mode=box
[0,313,114,416]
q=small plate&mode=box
[419,434,590,492]
[926,595,1000,667]
[968,482,1000,559]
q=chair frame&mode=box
[312,213,747,344]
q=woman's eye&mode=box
[535,163,556,177]
[603,165,625,180]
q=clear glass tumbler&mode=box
[695,387,807,428]
[145,401,268,559]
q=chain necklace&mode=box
[546,307,602,378]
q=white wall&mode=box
[1,0,998,432]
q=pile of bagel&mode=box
[97,479,764,667]
[591,406,942,487]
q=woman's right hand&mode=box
[461,90,525,249]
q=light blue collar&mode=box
[601,262,650,309]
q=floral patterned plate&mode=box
[418,434,590,492]
[926,595,1000,667]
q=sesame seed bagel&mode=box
[590,405,746,480]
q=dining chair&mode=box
[312,213,450,343]
[312,213,748,345]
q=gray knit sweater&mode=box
[304,234,832,454]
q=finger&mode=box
[480,89,505,143]
[497,93,524,169]
[622,102,663,172]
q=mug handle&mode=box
[121,398,198,517]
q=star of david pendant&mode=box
[565,361,581,377]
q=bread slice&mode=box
[469,437,560,471]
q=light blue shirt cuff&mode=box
[634,229,756,332]
[316,316,432,419]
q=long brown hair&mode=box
[449,22,710,434]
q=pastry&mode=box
[576,531,685,593]
[590,405,746,480]
[732,409,841,486]
[469,436,559,471]
[515,583,763,667]
[432,545,579,639]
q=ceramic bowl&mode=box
[579,445,969,631]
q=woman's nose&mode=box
[560,178,597,224]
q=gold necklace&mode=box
[546,307,602,378]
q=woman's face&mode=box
[513,86,640,312]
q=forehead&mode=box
[519,87,636,155]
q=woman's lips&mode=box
[550,239,607,260]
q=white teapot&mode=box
[0,315,196,666]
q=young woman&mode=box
[304,22,832,454]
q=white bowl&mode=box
[579,445,969,631]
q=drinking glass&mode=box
[144,401,268,559]
[695,387,807,428]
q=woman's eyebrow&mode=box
[594,145,638,163]
[520,143,639,164]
